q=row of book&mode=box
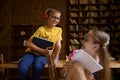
[68,44,120,60]
[69,7,79,11]
[114,32,120,38]
[87,24,119,30]
[70,0,116,4]
[110,12,120,17]
[111,39,120,45]
[70,32,86,39]
[69,25,89,31]
[110,0,120,4]
[110,25,120,31]
[70,29,120,39]
[68,45,120,55]
[69,31,120,42]
[69,24,120,32]
[70,18,92,24]
[70,0,78,4]
[69,18,78,24]
[69,45,80,52]
[70,11,119,18]
[110,47,120,54]
[70,17,120,25]
[69,5,119,11]
[70,33,79,38]
[70,18,108,25]
[70,38,80,45]
[114,19,120,24]
[69,26,120,38]
[90,26,110,31]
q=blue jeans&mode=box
[18,52,47,80]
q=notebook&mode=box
[32,37,53,49]
[71,49,103,73]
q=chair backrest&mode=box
[0,54,4,64]
[0,54,5,80]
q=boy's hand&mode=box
[43,47,53,56]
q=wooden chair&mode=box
[46,50,64,80]
[0,54,5,80]
[46,50,57,80]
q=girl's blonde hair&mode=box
[91,30,111,80]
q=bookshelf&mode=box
[67,0,120,58]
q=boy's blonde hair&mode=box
[46,8,61,15]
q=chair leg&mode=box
[1,68,5,80]
[4,69,9,80]
[47,50,57,80]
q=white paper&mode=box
[71,49,103,73]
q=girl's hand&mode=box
[64,61,73,72]
[60,61,73,78]
[85,70,95,80]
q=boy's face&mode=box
[47,12,61,26]
[81,31,98,56]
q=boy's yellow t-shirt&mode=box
[25,26,62,55]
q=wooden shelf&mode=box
[67,0,120,58]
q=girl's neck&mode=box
[93,54,99,62]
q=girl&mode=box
[61,29,111,80]
[18,8,62,80]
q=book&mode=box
[71,49,103,73]
[32,37,53,49]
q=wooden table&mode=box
[109,60,120,68]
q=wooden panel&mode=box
[11,25,34,61]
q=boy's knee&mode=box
[33,63,45,72]
[18,65,29,74]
